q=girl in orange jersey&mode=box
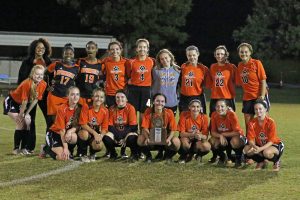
[102,90,139,161]
[208,45,237,163]
[177,99,211,164]
[137,93,181,163]
[4,65,47,155]
[46,43,79,128]
[243,100,284,171]
[77,88,108,162]
[42,86,81,160]
[17,38,52,152]
[102,41,128,108]
[179,45,209,114]
[236,43,270,131]
[209,99,246,167]
[76,41,103,107]
[126,38,155,132]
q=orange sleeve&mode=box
[128,105,137,125]
[108,107,114,126]
[268,120,278,143]
[201,114,209,135]
[47,62,56,73]
[229,111,243,135]
[20,80,31,102]
[167,109,177,131]
[37,81,47,100]
[141,109,151,129]
[210,112,218,133]
[256,60,267,81]
[78,104,89,125]
[125,59,132,79]
[101,107,109,132]
[235,65,242,86]
[203,66,210,88]
[53,108,66,132]
[246,121,256,142]
[177,113,186,132]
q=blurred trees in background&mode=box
[233,0,300,59]
[57,0,192,56]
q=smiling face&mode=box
[254,103,267,119]
[109,44,122,60]
[115,92,127,108]
[189,101,201,117]
[68,87,80,106]
[63,49,74,62]
[239,45,252,63]
[92,90,105,107]
[186,50,199,65]
[153,95,166,112]
[32,68,45,83]
[35,42,45,57]
[216,100,228,116]
[136,41,149,57]
[215,48,226,64]
[159,52,171,67]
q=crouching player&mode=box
[178,99,211,164]
[102,90,140,161]
[78,88,108,162]
[42,86,81,160]
[209,99,246,167]
[137,93,180,163]
[243,100,284,171]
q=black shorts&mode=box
[3,95,20,115]
[179,93,207,114]
[209,98,236,117]
[128,85,151,113]
[46,130,63,149]
[106,95,116,108]
[272,142,284,158]
[242,95,270,115]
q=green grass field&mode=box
[0,88,300,200]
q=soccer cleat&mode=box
[273,160,281,172]
[12,149,20,155]
[20,149,31,155]
[121,153,129,159]
[208,155,218,163]
[255,160,268,170]
[81,155,91,163]
[89,154,96,162]
[154,151,164,161]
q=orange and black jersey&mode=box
[180,62,209,96]
[79,104,109,133]
[50,103,77,134]
[48,61,79,97]
[177,111,209,136]
[76,58,103,98]
[125,57,155,86]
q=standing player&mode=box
[78,88,108,162]
[126,38,155,131]
[177,99,211,164]
[137,93,181,163]
[209,99,246,167]
[236,43,269,131]
[17,38,52,152]
[102,90,139,161]
[152,49,180,116]
[102,41,128,108]
[179,45,209,114]
[208,45,237,163]
[76,41,103,107]
[4,65,47,155]
[243,100,284,171]
[46,43,79,127]
[42,86,81,160]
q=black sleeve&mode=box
[17,59,32,84]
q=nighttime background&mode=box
[0,0,253,64]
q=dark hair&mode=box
[254,99,268,109]
[237,42,253,54]
[216,99,229,107]
[108,40,123,50]
[115,89,127,98]
[28,38,52,58]
[63,43,75,53]
[214,45,229,63]
[152,93,167,104]
[86,41,98,48]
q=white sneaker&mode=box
[81,155,90,163]
[20,149,31,155]
[90,154,96,162]
[12,149,20,155]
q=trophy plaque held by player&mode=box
[149,115,167,145]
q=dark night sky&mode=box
[0,0,253,64]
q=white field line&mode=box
[0,161,82,187]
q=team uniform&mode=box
[236,58,270,114]
[78,104,109,156]
[208,63,236,116]
[102,103,139,158]
[47,61,79,116]
[210,110,246,162]
[247,116,284,163]
[126,57,154,113]
[45,103,80,159]
[179,63,209,114]
[76,58,103,106]
[3,79,47,152]
[151,66,180,115]
[101,57,128,107]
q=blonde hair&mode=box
[136,38,150,48]
[155,49,180,71]
[214,45,230,63]
[237,42,253,54]
[29,65,45,102]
